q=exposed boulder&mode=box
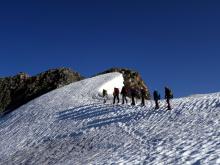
[0,68,83,115]
[97,68,151,99]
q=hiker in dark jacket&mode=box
[121,86,128,104]
[165,86,173,110]
[153,90,160,109]
[113,87,120,104]
[130,88,136,106]
[141,88,146,106]
[102,89,108,103]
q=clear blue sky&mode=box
[0,0,219,97]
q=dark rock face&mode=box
[0,68,83,115]
[97,68,151,99]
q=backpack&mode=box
[114,88,119,96]
[141,89,146,96]
[154,91,160,100]
[166,88,173,99]
[121,87,128,95]
[170,90,173,98]
[103,89,107,97]
[158,94,161,100]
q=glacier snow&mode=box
[0,72,220,165]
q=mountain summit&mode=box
[0,67,149,115]
[0,68,83,115]
[97,68,151,99]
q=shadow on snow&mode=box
[55,104,149,133]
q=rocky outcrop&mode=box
[97,68,151,99]
[0,67,151,115]
[0,68,83,115]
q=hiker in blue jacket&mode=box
[165,86,173,110]
[153,90,160,109]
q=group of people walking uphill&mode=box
[153,87,173,110]
[102,86,173,110]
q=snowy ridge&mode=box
[0,72,220,165]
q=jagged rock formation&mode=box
[0,68,83,115]
[0,67,150,115]
[97,68,151,99]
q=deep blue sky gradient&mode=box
[0,0,220,97]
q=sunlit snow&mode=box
[0,72,220,165]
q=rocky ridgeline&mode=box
[0,67,150,116]
[97,68,151,99]
[0,68,83,115]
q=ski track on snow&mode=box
[0,73,220,165]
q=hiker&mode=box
[102,89,108,103]
[130,88,136,106]
[113,87,120,104]
[153,90,160,109]
[121,86,128,104]
[165,86,173,110]
[141,88,146,106]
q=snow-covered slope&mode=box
[0,72,220,165]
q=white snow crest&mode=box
[98,73,124,96]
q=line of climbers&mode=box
[102,86,173,110]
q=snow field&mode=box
[0,72,220,165]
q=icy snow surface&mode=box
[0,72,220,165]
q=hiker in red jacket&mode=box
[113,87,120,104]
